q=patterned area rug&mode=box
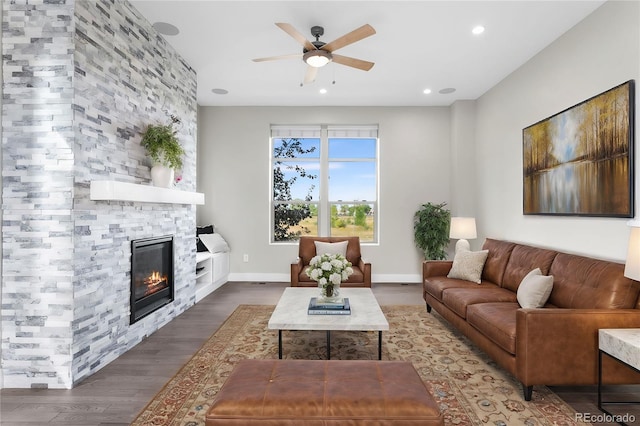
[131,304,588,425]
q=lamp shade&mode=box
[624,221,640,281]
[449,217,477,240]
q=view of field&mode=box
[288,214,375,242]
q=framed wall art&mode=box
[523,80,635,217]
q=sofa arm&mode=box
[422,260,453,280]
[359,258,372,287]
[516,308,640,387]
[291,258,303,287]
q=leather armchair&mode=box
[291,236,371,287]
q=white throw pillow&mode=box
[447,250,489,284]
[314,240,348,257]
[517,268,554,308]
[198,233,230,253]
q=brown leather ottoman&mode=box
[206,359,443,425]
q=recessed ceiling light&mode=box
[472,25,485,35]
[319,88,328,94]
[211,88,229,95]
[439,88,456,94]
[152,22,180,36]
[423,89,432,95]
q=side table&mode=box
[598,329,640,425]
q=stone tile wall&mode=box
[1,0,198,388]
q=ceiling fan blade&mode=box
[321,24,376,53]
[253,53,302,62]
[331,54,374,71]
[304,66,318,84]
[275,23,317,52]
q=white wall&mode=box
[0,2,3,390]
[450,100,477,219]
[475,0,640,261]
[197,106,451,282]
[197,1,639,282]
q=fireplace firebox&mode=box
[130,235,174,324]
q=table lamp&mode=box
[449,217,477,253]
[624,220,640,281]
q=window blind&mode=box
[271,125,321,138]
[328,125,378,138]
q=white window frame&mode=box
[270,124,379,243]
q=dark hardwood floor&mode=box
[1,282,638,425]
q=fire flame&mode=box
[143,270,168,296]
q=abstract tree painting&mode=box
[523,80,634,216]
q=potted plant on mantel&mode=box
[141,115,184,188]
[413,202,451,260]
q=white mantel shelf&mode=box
[90,180,205,205]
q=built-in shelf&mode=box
[90,180,204,205]
[195,251,229,302]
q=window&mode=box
[271,125,378,243]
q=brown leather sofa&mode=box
[423,238,640,400]
[291,236,371,287]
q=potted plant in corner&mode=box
[413,202,451,260]
[141,115,184,188]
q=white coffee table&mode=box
[598,329,640,424]
[268,287,389,360]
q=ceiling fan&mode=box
[253,23,376,84]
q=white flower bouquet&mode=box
[305,253,354,299]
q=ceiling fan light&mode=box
[304,50,332,67]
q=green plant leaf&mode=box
[413,202,451,260]
[140,121,184,170]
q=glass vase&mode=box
[319,281,341,302]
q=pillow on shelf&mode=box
[196,224,215,252]
[447,249,489,284]
[517,268,554,308]
[199,233,230,254]
[314,240,348,257]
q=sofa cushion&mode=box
[447,250,489,284]
[501,244,557,292]
[441,286,517,319]
[467,303,519,355]
[424,277,496,301]
[549,252,640,309]
[517,269,554,308]
[481,239,517,286]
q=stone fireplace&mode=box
[1,1,198,389]
[130,236,175,324]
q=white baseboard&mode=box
[373,274,422,283]
[228,273,289,282]
[227,273,422,284]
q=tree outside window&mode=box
[272,138,318,241]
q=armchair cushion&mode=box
[314,240,348,257]
[292,236,371,288]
